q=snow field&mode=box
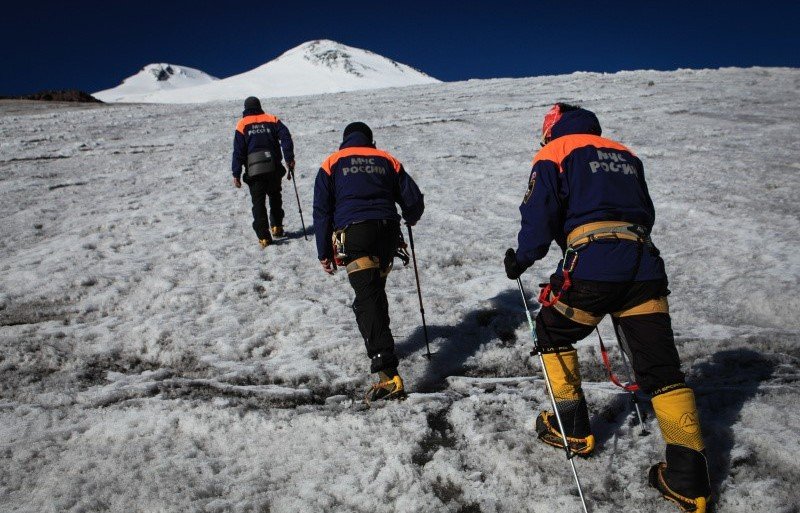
[1,67,799,512]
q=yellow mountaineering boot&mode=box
[258,238,271,249]
[535,350,595,456]
[535,411,595,456]
[365,371,406,404]
[649,386,711,512]
[271,226,284,237]
[649,463,708,513]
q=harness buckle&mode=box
[332,230,347,266]
[563,248,579,273]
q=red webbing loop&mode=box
[538,283,554,306]
[597,329,640,392]
[538,250,577,308]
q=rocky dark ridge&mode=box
[151,65,175,81]
[0,90,103,103]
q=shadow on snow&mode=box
[396,288,535,393]
[690,348,778,499]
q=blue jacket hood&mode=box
[340,132,375,150]
[550,108,602,140]
[242,107,264,117]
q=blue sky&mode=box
[1,0,798,95]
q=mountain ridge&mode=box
[93,40,440,104]
[93,63,218,102]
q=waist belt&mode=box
[566,221,651,249]
[539,221,657,310]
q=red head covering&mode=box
[541,104,563,145]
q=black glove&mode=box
[504,248,525,280]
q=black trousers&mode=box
[245,171,283,240]
[536,275,710,498]
[535,275,685,395]
[344,220,401,374]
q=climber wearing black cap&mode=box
[231,96,295,248]
[313,122,424,402]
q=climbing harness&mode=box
[538,221,654,309]
[537,221,661,399]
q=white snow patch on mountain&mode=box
[95,40,441,104]
[2,67,800,512]
[93,63,218,103]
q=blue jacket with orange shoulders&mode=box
[313,132,424,260]
[515,108,666,282]
[231,107,294,179]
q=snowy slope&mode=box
[96,40,440,103]
[1,67,799,513]
[93,63,218,102]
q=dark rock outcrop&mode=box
[0,90,103,103]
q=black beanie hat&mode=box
[244,96,262,110]
[343,121,373,142]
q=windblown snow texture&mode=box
[1,67,799,512]
[93,40,440,104]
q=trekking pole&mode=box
[407,224,431,359]
[609,320,649,436]
[242,184,251,227]
[516,278,589,513]
[289,169,307,240]
[595,325,648,436]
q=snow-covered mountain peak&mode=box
[302,40,368,76]
[95,40,439,103]
[131,63,217,84]
[277,39,403,77]
[257,39,434,83]
[93,63,218,102]
[142,63,202,82]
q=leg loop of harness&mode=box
[612,297,670,318]
[345,256,380,275]
[545,291,603,326]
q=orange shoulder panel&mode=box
[532,134,634,172]
[320,147,402,176]
[236,113,280,134]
